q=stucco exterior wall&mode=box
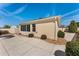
[58,28,66,32]
[55,21,59,40]
[19,21,58,40]
[35,22,56,39]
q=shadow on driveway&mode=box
[1,34,15,39]
[54,50,65,56]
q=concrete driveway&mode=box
[0,35,65,56]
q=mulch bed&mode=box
[46,38,67,45]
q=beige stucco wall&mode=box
[55,21,59,40]
[18,21,58,40]
[35,22,56,39]
[58,28,66,32]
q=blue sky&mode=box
[0,3,79,27]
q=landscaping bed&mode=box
[46,38,66,45]
[72,31,79,41]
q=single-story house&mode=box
[18,16,60,40]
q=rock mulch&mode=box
[46,38,66,45]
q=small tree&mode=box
[76,22,79,27]
[3,25,11,28]
[68,20,77,33]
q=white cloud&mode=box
[45,13,50,17]
[62,14,79,25]
[61,8,79,18]
[0,9,8,16]
[10,5,28,15]
[0,9,24,21]
[0,4,11,9]
[5,9,24,21]
[0,5,27,21]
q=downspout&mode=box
[54,21,57,40]
[54,16,60,40]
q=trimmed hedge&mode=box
[41,34,47,40]
[28,33,34,37]
[57,30,65,38]
[65,41,79,56]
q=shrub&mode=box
[28,33,34,37]
[65,41,79,56]
[76,22,79,27]
[57,30,65,38]
[41,34,47,40]
[76,31,79,38]
[68,20,77,33]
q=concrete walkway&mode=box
[64,32,75,41]
[0,35,65,56]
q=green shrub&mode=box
[41,34,47,40]
[57,30,65,38]
[68,20,77,33]
[28,33,34,37]
[76,31,79,38]
[65,41,79,56]
[76,22,79,27]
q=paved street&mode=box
[0,35,65,56]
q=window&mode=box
[27,24,30,32]
[32,24,36,32]
[21,25,26,31]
